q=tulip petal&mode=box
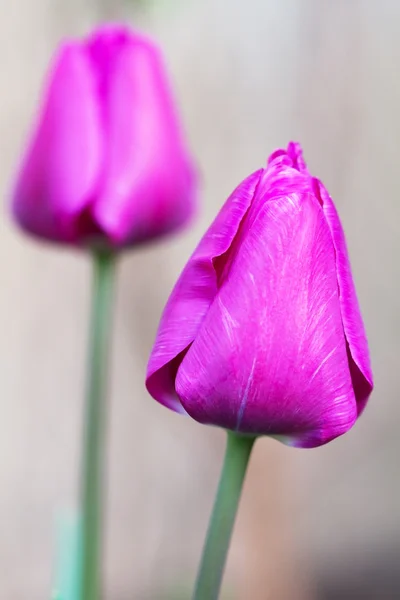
[88,28,195,244]
[176,191,357,447]
[282,142,373,412]
[146,170,263,412]
[12,44,102,242]
[314,179,374,413]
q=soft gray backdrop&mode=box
[0,1,399,598]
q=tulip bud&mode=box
[146,143,373,448]
[11,25,196,247]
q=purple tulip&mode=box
[146,143,373,448]
[11,25,196,246]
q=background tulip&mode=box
[147,142,373,448]
[11,25,196,247]
[10,23,197,600]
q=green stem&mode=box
[193,432,256,600]
[79,250,116,600]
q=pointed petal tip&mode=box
[267,141,307,173]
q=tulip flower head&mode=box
[12,25,196,247]
[146,143,373,448]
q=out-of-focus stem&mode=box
[79,249,116,600]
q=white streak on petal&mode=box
[218,297,238,344]
[236,357,256,431]
[309,344,339,384]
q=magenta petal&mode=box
[146,169,263,412]
[12,44,102,242]
[90,30,195,244]
[314,179,373,413]
[176,192,357,448]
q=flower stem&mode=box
[79,249,116,600]
[193,432,256,600]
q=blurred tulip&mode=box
[147,142,373,448]
[11,25,196,247]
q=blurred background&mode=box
[1,0,399,598]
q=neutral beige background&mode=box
[0,1,399,598]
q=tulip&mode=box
[10,25,197,600]
[12,25,195,247]
[147,142,373,448]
